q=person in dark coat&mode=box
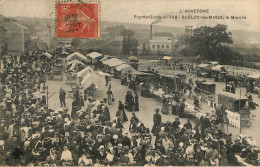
[128,92,135,112]
[103,105,111,122]
[178,98,186,118]
[117,101,128,122]
[59,87,66,107]
[172,118,181,130]
[184,119,192,130]
[134,91,139,111]
[152,108,162,135]
[125,91,130,110]
[194,96,200,109]
[231,84,236,94]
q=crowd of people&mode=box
[0,53,259,166]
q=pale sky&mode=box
[0,0,259,32]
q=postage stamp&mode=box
[56,0,99,38]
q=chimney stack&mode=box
[150,24,153,40]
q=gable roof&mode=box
[0,21,28,30]
[87,52,103,59]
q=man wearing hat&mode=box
[122,132,131,147]
[152,108,161,135]
[96,145,107,163]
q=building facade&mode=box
[0,18,30,56]
[149,36,173,54]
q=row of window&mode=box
[152,44,170,49]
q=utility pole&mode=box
[239,89,242,134]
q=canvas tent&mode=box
[68,62,85,71]
[67,59,85,66]
[114,64,129,71]
[81,73,100,89]
[77,66,94,79]
[66,52,87,61]
[103,58,124,67]
[211,65,226,72]
[115,64,136,73]
[87,52,103,59]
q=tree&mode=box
[71,39,81,49]
[179,24,234,64]
[121,29,138,55]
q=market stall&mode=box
[246,73,260,94]
[218,92,250,128]
[113,64,136,79]
[195,80,216,95]
[129,56,139,70]
[197,63,211,77]
[86,52,104,68]
[102,58,125,73]
[211,65,227,82]
[152,73,184,95]
[77,66,94,82]
[66,51,87,62]
[66,59,85,72]
[129,72,153,92]
[80,73,100,97]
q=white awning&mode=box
[211,65,226,72]
[81,73,100,89]
[77,66,94,78]
[103,58,124,67]
[44,52,52,59]
[87,52,103,59]
[114,64,130,71]
[198,64,210,68]
[247,73,260,79]
[162,56,172,60]
[66,52,87,61]
[209,61,218,65]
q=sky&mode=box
[0,0,259,32]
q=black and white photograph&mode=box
[0,0,260,166]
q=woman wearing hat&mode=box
[117,101,128,123]
[161,96,169,115]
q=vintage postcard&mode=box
[0,0,260,166]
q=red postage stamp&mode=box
[56,0,99,38]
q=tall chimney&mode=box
[150,24,153,40]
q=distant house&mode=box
[29,38,48,51]
[149,36,173,54]
[56,38,72,48]
[137,41,149,55]
[0,17,30,56]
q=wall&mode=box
[6,28,24,52]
